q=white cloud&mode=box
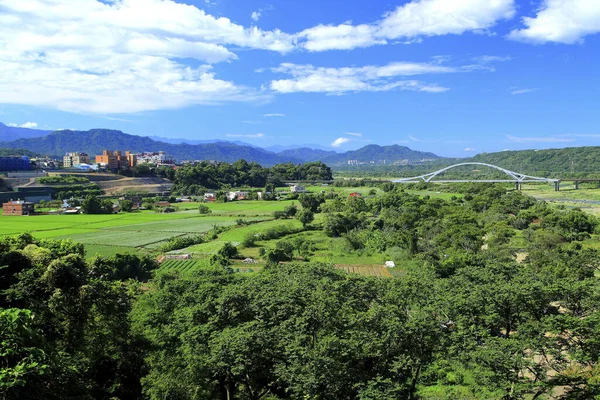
[331,137,352,147]
[225,133,265,138]
[555,133,600,138]
[507,135,575,143]
[300,23,385,51]
[473,55,512,63]
[409,135,421,142]
[269,61,458,94]
[299,0,516,51]
[251,11,261,22]
[344,132,363,137]
[464,147,477,152]
[0,0,295,114]
[511,88,539,95]
[264,113,285,117]
[508,0,600,44]
[7,122,38,129]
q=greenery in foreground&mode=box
[2,184,600,399]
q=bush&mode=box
[273,211,286,219]
[198,205,212,214]
[218,242,238,259]
[120,200,134,212]
[283,204,298,217]
[38,175,89,184]
[296,209,314,228]
[242,234,257,248]
[158,235,205,253]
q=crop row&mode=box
[159,259,205,272]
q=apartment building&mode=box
[95,150,137,169]
[63,152,90,167]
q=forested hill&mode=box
[277,147,338,162]
[0,129,290,165]
[469,146,600,178]
[0,148,42,157]
[323,144,440,164]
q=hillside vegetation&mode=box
[2,183,600,399]
[336,146,600,179]
[0,147,41,158]
[323,144,440,164]
[470,146,600,178]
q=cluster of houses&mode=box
[202,185,314,203]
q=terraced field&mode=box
[159,259,209,273]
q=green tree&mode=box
[0,308,49,398]
[198,204,212,214]
[298,194,322,213]
[120,199,134,212]
[81,195,113,214]
[296,209,315,228]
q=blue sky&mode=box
[0,0,599,157]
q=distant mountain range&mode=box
[148,136,258,148]
[3,123,599,176]
[0,125,442,165]
[0,122,51,142]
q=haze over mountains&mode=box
[0,122,51,142]
[0,124,442,165]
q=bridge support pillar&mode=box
[515,182,521,190]
[575,181,579,190]
[554,181,560,192]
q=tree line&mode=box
[171,160,333,194]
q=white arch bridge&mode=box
[392,162,560,190]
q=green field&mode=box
[158,258,210,273]
[179,219,303,255]
[175,200,298,215]
[0,206,280,257]
[7,183,600,275]
[522,185,600,216]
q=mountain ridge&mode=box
[0,128,442,165]
[0,122,52,142]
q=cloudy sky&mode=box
[0,0,599,156]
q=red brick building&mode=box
[2,200,35,216]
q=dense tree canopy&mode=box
[2,183,600,399]
[171,161,332,194]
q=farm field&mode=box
[158,257,391,278]
[9,183,597,277]
[523,185,600,216]
[179,219,303,255]
[0,209,273,257]
[175,200,298,215]
[158,259,210,273]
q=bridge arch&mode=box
[392,162,559,184]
